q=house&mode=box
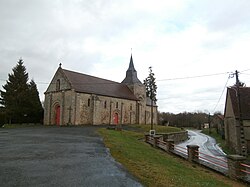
[43,55,158,126]
[212,114,224,139]
[224,86,250,155]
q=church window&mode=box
[104,101,107,108]
[56,79,60,91]
[130,104,132,110]
[116,102,118,108]
[88,99,91,107]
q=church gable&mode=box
[45,67,71,93]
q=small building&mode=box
[43,55,158,126]
[212,114,224,139]
[224,86,250,155]
[203,123,209,129]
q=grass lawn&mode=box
[130,124,183,133]
[99,126,246,187]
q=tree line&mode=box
[158,111,222,129]
[0,59,43,125]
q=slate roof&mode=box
[61,68,138,101]
[122,55,142,84]
[227,86,250,119]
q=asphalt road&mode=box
[0,126,142,187]
[177,130,226,157]
[176,130,227,171]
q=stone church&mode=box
[43,55,158,126]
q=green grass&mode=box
[130,124,183,133]
[201,128,232,155]
[99,128,244,187]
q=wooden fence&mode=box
[145,134,250,183]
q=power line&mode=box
[158,97,219,101]
[240,73,250,76]
[157,72,229,82]
[240,68,250,73]
[212,75,230,114]
[0,68,249,86]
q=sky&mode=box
[1,0,250,114]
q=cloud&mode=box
[1,0,250,114]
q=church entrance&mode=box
[55,105,60,126]
[113,113,118,125]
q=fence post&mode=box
[166,139,174,153]
[187,145,199,162]
[227,155,246,180]
[153,135,162,147]
[144,134,148,143]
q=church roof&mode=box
[122,55,142,84]
[61,68,138,101]
[226,86,250,119]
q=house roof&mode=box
[215,114,224,121]
[227,86,250,119]
[61,68,138,101]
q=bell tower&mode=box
[122,54,151,124]
[122,54,142,85]
[122,54,146,101]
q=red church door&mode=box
[55,106,60,126]
[113,113,118,125]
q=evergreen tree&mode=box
[144,66,157,129]
[0,59,43,123]
[28,80,44,123]
[0,106,6,126]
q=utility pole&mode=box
[208,113,211,134]
[235,70,247,156]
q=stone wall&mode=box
[76,94,137,125]
[145,105,158,125]
[224,117,241,154]
[44,90,76,125]
[158,131,188,143]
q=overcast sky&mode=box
[1,0,250,114]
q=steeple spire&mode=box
[122,54,142,84]
[128,54,135,70]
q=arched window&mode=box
[116,102,118,108]
[56,79,60,91]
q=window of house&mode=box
[116,102,118,108]
[130,104,132,110]
[88,99,90,107]
[104,101,107,108]
[56,79,60,91]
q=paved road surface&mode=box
[176,130,227,169]
[178,130,226,156]
[0,126,142,187]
